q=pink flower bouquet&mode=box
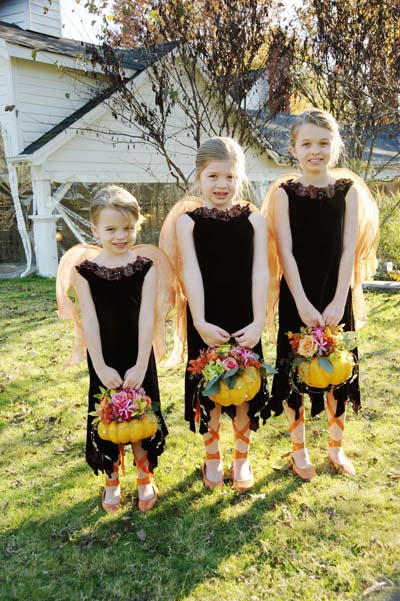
[90,386,158,444]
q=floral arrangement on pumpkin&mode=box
[90,386,158,444]
[288,325,357,391]
[188,343,274,406]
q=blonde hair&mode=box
[90,185,141,225]
[290,108,345,167]
[194,136,249,200]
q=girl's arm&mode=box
[75,272,123,389]
[274,187,324,327]
[123,266,156,388]
[176,214,230,346]
[232,211,269,348]
[322,185,359,326]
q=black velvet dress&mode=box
[75,257,167,476]
[270,179,360,419]
[184,204,270,435]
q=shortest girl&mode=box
[57,186,170,512]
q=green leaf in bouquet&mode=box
[292,355,305,368]
[202,379,221,397]
[223,367,239,379]
[318,357,333,373]
[225,374,238,389]
[93,393,104,400]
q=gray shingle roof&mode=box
[0,21,178,70]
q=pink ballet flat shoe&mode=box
[101,478,121,513]
[289,457,317,481]
[137,483,159,513]
[328,455,356,477]
[201,463,224,490]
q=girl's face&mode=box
[198,159,239,209]
[92,207,137,257]
[290,124,334,174]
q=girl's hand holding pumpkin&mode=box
[322,300,345,327]
[195,321,230,347]
[123,364,146,389]
[296,300,324,328]
[96,365,123,389]
[232,321,262,349]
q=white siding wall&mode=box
[0,0,28,28]
[0,55,11,109]
[39,107,289,185]
[14,58,103,150]
[25,67,291,186]
[29,0,61,37]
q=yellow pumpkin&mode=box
[210,366,261,406]
[298,350,354,389]
[97,412,158,443]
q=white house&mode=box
[1,1,397,278]
[0,0,294,277]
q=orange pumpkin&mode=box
[97,412,158,443]
[210,366,261,406]
[298,350,354,389]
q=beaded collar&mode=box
[282,178,353,200]
[189,203,251,221]
[76,256,152,280]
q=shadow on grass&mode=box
[1,462,304,601]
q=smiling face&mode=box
[198,159,239,209]
[92,207,137,258]
[290,123,334,175]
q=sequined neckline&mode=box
[76,255,152,280]
[189,203,251,221]
[282,178,353,199]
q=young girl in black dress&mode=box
[57,186,170,512]
[175,137,270,491]
[263,109,378,479]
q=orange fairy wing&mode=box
[133,244,176,363]
[159,195,204,367]
[56,243,101,365]
[331,168,379,327]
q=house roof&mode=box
[0,21,178,70]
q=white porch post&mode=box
[31,176,59,277]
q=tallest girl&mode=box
[263,108,378,480]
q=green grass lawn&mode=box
[0,277,399,601]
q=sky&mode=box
[60,0,106,43]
